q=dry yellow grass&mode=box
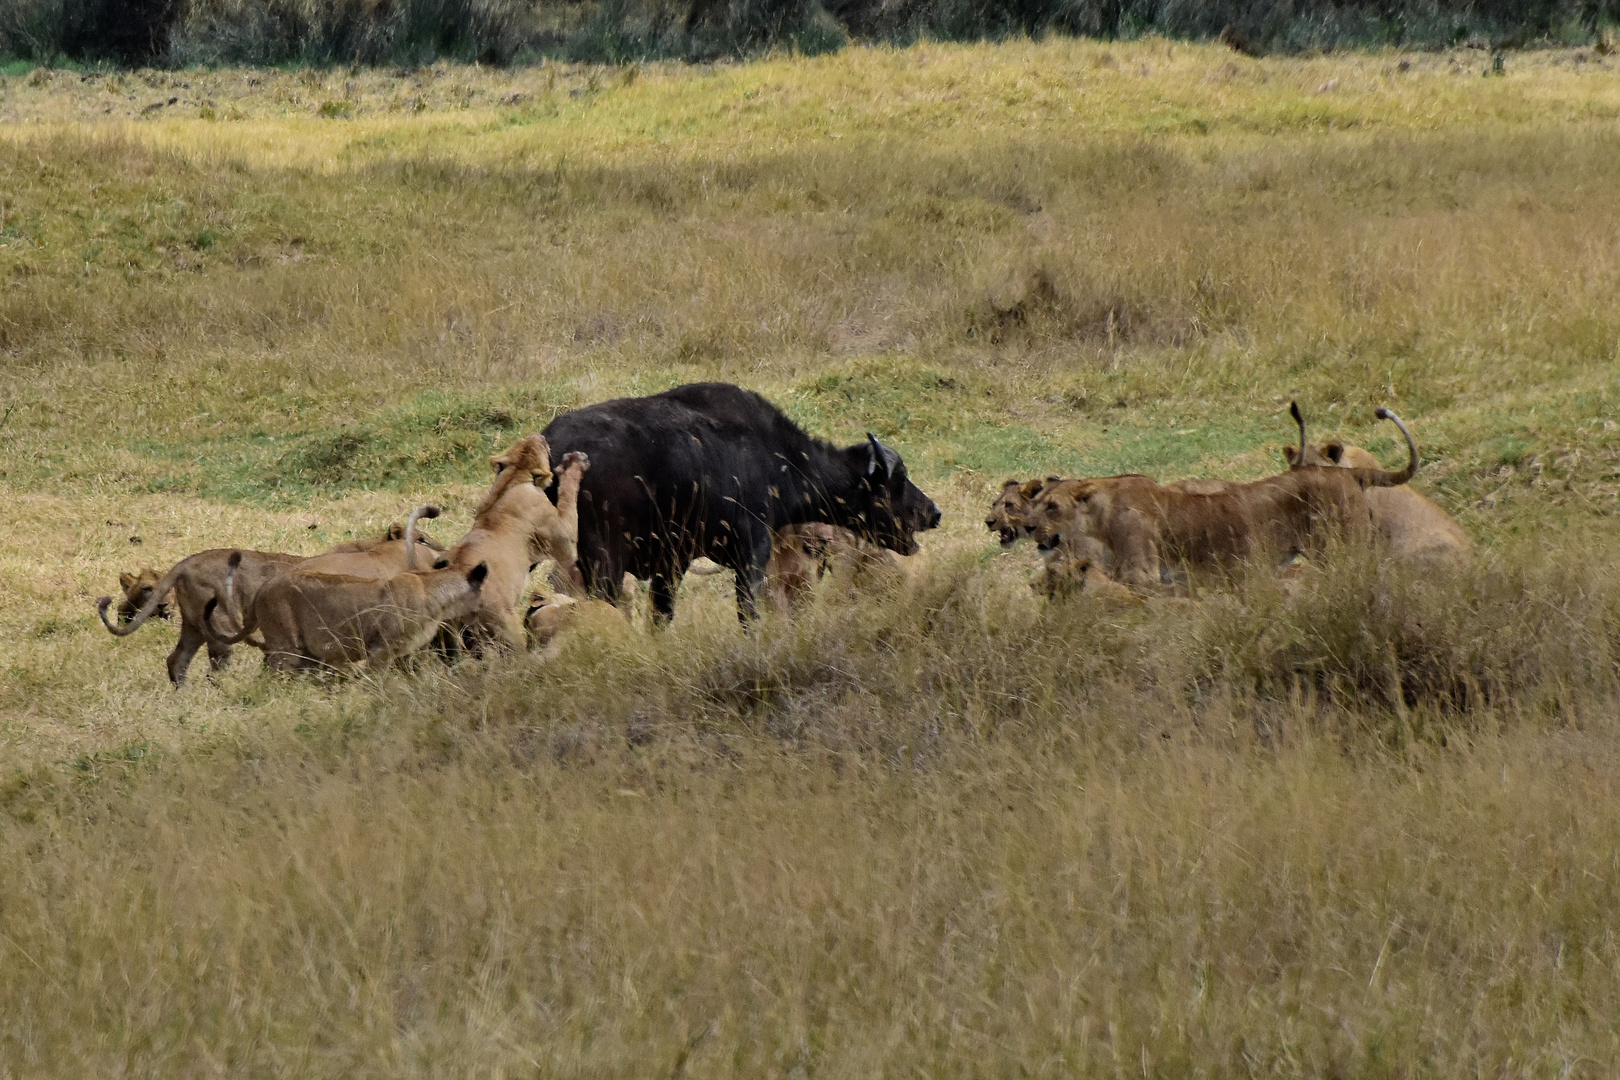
[4,39,1620,1075]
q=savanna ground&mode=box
[4,40,1620,1076]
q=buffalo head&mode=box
[850,433,941,555]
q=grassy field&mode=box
[5,39,1620,1075]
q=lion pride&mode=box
[1027,408,1418,591]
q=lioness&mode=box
[985,477,1119,598]
[1036,553,1147,603]
[1284,403,1471,562]
[686,522,902,613]
[210,551,490,673]
[986,478,1048,548]
[437,435,590,651]
[524,593,627,656]
[99,549,303,685]
[297,505,445,578]
[97,509,445,686]
[111,567,174,626]
[1027,408,1418,591]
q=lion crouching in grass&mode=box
[96,507,446,686]
[1028,407,1419,593]
[209,551,490,673]
[686,522,906,614]
[524,593,627,657]
[1284,402,1471,564]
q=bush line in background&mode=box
[2,0,1619,67]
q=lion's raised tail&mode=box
[1288,401,1307,469]
[1352,407,1420,488]
[96,561,186,637]
[404,504,441,571]
[206,551,261,647]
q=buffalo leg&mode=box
[650,572,677,624]
[733,530,773,623]
[581,546,623,606]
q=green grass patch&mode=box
[133,384,578,505]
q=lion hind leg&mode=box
[167,622,208,687]
[207,640,233,673]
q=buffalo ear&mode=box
[866,433,902,480]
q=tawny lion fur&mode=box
[687,522,903,613]
[210,551,490,673]
[97,510,445,685]
[986,478,1048,548]
[985,477,1117,598]
[296,505,445,578]
[1283,405,1471,563]
[1027,410,1418,591]
[439,435,590,651]
[99,550,304,685]
[524,593,626,656]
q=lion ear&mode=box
[1283,445,1301,467]
[490,455,507,474]
[1326,443,1346,464]
[119,571,137,591]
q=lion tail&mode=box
[206,551,260,646]
[404,504,441,571]
[1288,401,1307,469]
[96,560,187,637]
[1351,407,1419,488]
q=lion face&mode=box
[489,434,554,488]
[985,478,1048,548]
[1027,479,1094,551]
[116,567,170,624]
[1025,479,1122,572]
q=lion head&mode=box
[1283,440,1385,470]
[1027,478,1104,552]
[116,567,172,625]
[985,478,1049,548]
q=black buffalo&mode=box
[542,382,941,620]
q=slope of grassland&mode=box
[4,40,1620,1076]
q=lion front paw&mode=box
[561,450,590,472]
